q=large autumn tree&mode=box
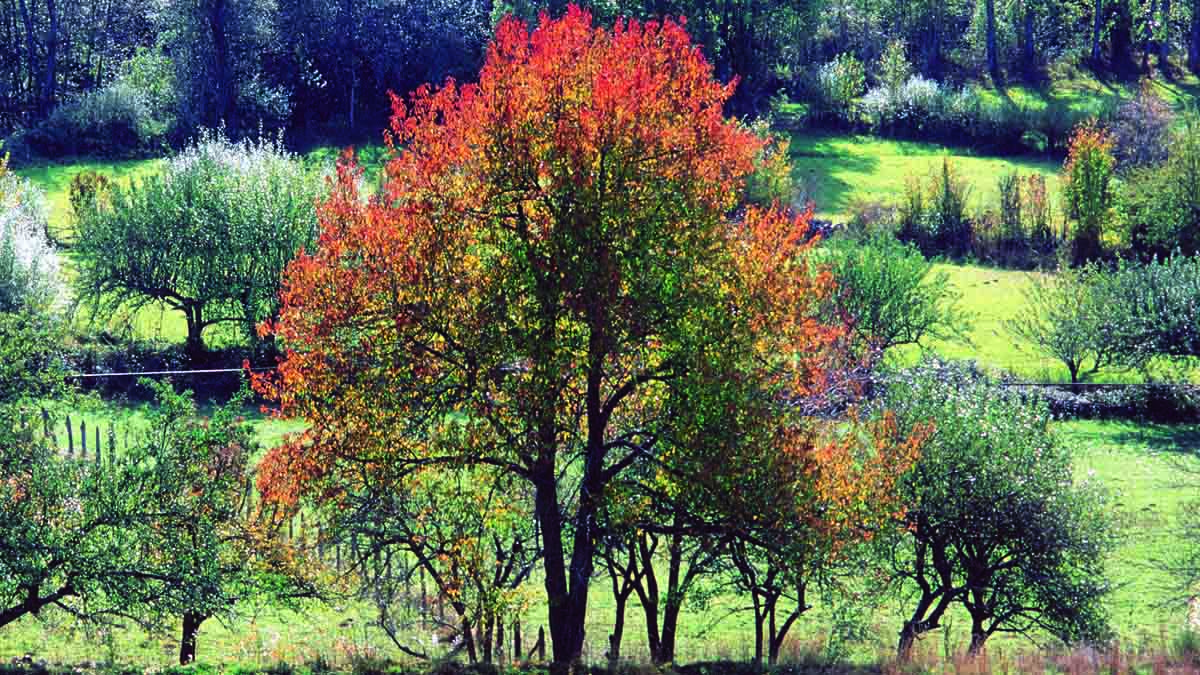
[255,6,909,665]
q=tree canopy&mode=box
[253,7,921,667]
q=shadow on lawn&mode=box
[787,136,881,218]
[1070,422,1200,459]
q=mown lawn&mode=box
[788,131,1062,222]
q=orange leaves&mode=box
[728,204,842,396]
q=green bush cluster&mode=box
[19,49,177,160]
[845,158,1059,269]
[0,161,63,314]
[1008,256,1200,383]
[811,73,1111,153]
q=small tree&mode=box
[1062,121,1116,265]
[877,40,913,95]
[817,53,867,120]
[73,132,319,357]
[132,381,323,665]
[1007,266,1121,384]
[823,235,967,363]
[883,360,1114,658]
[0,352,319,662]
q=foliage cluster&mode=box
[72,131,320,357]
[1008,255,1200,383]
[0,158,62,314]
[1061,121,1117,265]
[10,0,1200,162]
[849,76,1110,153]
[881,359,1115,657]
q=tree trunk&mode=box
[1190,0,1200,72]
[897,620,919,661]
[41,0,55,115]
[608,590,627,670]
[752,596,765,665]
[463,616,478,664]
[207,0,234,131]
[1093,0,1106,62]
[968,618,988,655]
[1162,0,1174,68]
[986,0,1000,81]
[534,466,589,671]
[652,533,687,664]
[184,304,206,360]
[179,611,204,665]
[1144,0,1159,71]
[635,534,662,659]
[1023,1,1038,75]
[16,0,35,103]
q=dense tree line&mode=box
[4,0,1200,147]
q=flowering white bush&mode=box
[0,168,64,313]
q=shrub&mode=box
[1061,121,1116,265]
[28,82,164,158]
[21,48,178,159]
[0,159,63,313]
[822,235,966,363]
[1101,256,1200,364]
[1023,173,1055,249]
[898,158,971,258]
[976,171,1060,268]
[1118,115,1200,259]
[1111,82,1173,169]
[816,53,866,119]
[876,40,912,95]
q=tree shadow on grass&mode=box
[787,134,882,218]
[1072,422,1200,459]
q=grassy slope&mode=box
[788,131,1062,222]
[979,69,1200,116]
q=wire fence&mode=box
[63,366,1198,390]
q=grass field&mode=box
[788,131,1062,222]
[2,420,1195,667]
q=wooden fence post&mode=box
[66,414,74,457]
[532,627,545,662]
[80,419,87,460]
[95,425,102,467]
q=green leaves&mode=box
[823,234,967,360]
[883,360,1116,653]
[73,131,320,353]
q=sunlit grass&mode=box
[789,130,1062,222]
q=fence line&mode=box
[65,367,275,379]
[64,366,1198,390]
